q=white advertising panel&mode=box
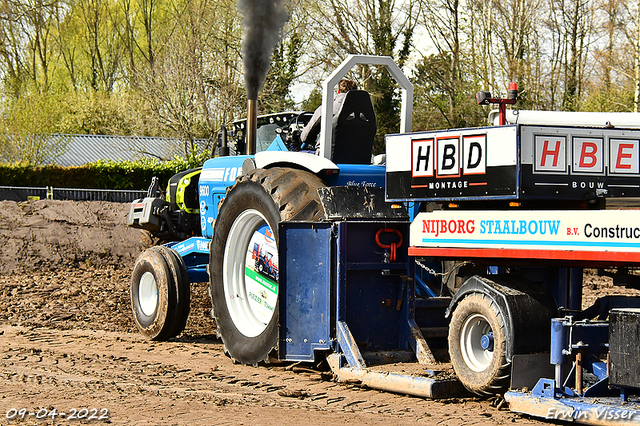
[410,210,640,253]
[386,126,517,200]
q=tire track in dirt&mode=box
[0,324,536,425]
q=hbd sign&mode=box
[385,126,518,201]
[412,135,486,178]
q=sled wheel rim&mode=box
[460,313,494,372]
[138,271,158,317]
[223,209,278,338]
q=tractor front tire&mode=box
[209,167,325,365]
[155,246,191,337]
[131,248,175,340]
[448,293,511,395]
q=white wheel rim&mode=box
[460,313,494,372]
[223,209,279,338]
[139,271,158,316]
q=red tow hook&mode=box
[375,228,403,262]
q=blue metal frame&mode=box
[505,313,640,425]
[167,237,210,283]
[278,222,332,362]
[335,221,413,357]
[277,219,467,398]
[278,220,419,364]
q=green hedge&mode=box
[0,158,201,190]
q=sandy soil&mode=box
[0,199,637,425]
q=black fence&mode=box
[0,186,146,203]
[0,186,48,202]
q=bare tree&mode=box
[305,0,421,151]
[546,0,594,110]
[133,0,245,156]
[0,0,29,97]
[0,0,63,96]
[74,0,125,91]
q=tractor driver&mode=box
[300,78,358,148]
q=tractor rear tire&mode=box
[209,167,325,365]
[131,247,179,340]
[448,293,511,395]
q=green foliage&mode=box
[0,90,166,166]
[56,91,160,136]
[0,0,246,151]
[259,31,304,113]
[366,71,401,155]
[0,164,93,188]
[88,159,178,189]
[579,83,636,113]
[0,93,72,166]
[3,0,639,159]
[0,157,200,190]
[301,89,322,112]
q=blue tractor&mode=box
[127,55,414,364]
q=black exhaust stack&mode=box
[217,125,229,157]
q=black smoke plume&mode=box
[238,0,289,100]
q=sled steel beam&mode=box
[327,354,467,399]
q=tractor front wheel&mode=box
[130,246,190,340]
[155,246,191,337]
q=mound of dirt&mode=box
[0,199,214,337]
[0,200,147,275]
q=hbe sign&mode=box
[533,135,640,175]
[520,124,640,199]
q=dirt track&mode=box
[0,200,637,425]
